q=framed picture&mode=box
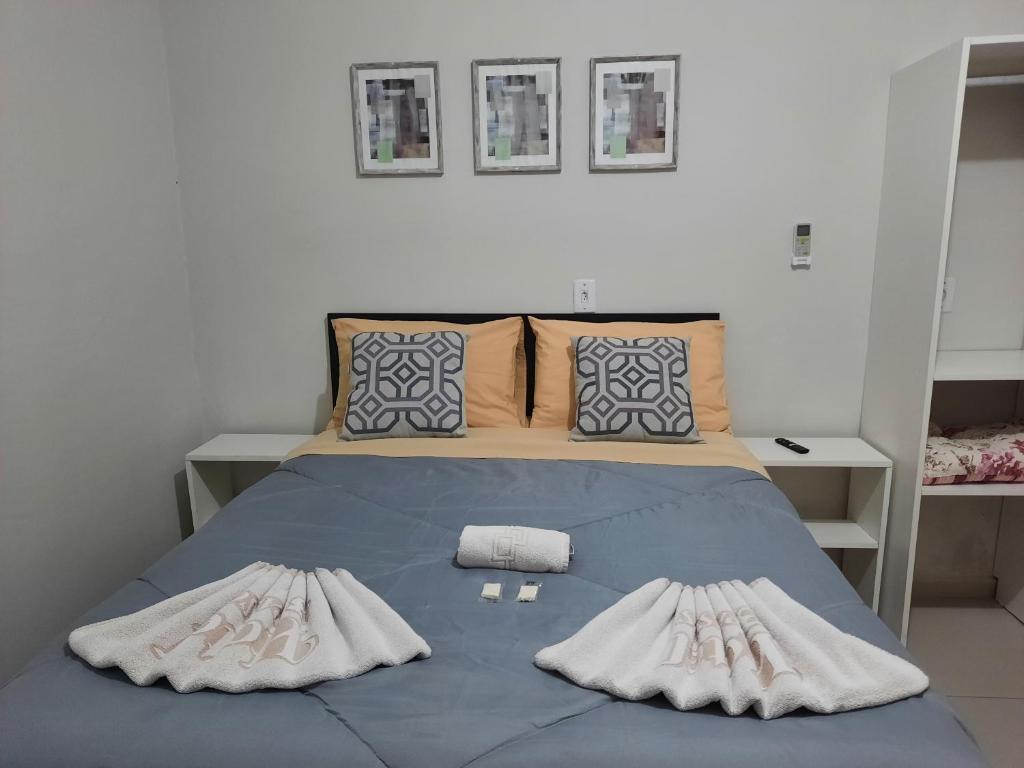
[471,57,561,174]
[350,61,443,176]
[590,55,680,172]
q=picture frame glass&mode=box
[474,60,559,171]
[355,64,440,174]
[592,58,677,169]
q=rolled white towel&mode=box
[456,525,571,573]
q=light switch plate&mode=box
[573,278,596,313]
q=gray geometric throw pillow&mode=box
[342,331,468,440]
[570,336,703,444]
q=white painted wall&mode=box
[0,0,203,683]
[159,0,1024,437]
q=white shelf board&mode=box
[186,434,313,463]
[933,349,1024,381]
[921,483,1024,497]
[738,437,891,468]
[803,520,879,549]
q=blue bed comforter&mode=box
[0,454,985,767]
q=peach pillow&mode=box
[528,317,731,433]
[326,317,526,430]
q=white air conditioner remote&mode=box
[792,223,811,267]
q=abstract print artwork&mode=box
[590,55,679,171]
[472,58,561,173]
[350,62,442,176]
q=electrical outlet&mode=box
[573,279,596,313]
[942,276,956,312]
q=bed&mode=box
[0,314,987,768]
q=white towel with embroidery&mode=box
[534,577,928,719]
[69,562,431,693]
[457,525,571,573]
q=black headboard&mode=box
[326,312,720,416]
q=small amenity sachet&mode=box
[457,525,571,573]
[68,562,431,693]
[535,577,928,719]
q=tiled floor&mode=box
[908,600,1024,768]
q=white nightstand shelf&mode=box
[801,520,878,549]
[739,437,892,612]
[186,434,312,531]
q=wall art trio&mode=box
[350,55,679,177]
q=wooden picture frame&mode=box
[589,55,680,172]
[471,57,561,174]
[350,61,443,176]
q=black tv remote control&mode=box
[775,438,810,454]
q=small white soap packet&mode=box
[481,582,503,601]
[516,581,541,602]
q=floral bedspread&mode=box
[923,421,1024,485]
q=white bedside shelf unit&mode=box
[739,437,892,612]
[186,434,312,531]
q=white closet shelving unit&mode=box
[861,35,1024,641]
